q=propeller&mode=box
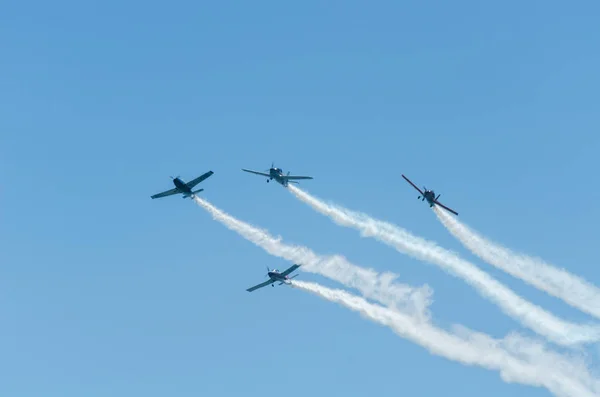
[264,162,275,172]
[271,162,282,172]
[170,175,180,180]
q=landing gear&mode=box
[267,179,270,183]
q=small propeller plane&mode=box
[242,163,313,187]
[150,171,214,200]
[401,174,459,215]
[246,264,301,292]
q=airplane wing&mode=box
[186,171,214,189]
[401,174,424,195]
[434,201,459,216]
[151,188,180,199]
[280,264,300,277]
[246,279,275,292]
[242,169,271,177]
[282,175,313,180]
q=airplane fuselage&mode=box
[267,270,293,284]
[173,177,193,195]
[423,190,436,207]
[267,168,287,186]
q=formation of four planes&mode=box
[150,163,459,292]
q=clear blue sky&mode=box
[2,1,600,396]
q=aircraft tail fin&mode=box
[192,189,204,194]
[285,171,300,184]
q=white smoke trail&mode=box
[288,186,600,347]
[435,207,600,320]
[293,280,600,397]
[193,196,600,395]
[193,197,432,319]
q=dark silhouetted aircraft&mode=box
[246,264,301,292]
[402,174,458,215]
[242,163,312,187]
[151,171,214,199]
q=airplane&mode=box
[401,174,459,216]
[150,171,214,199]
[246,264,301,292]
[241,163,313,187]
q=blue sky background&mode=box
[2,1,600,396]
